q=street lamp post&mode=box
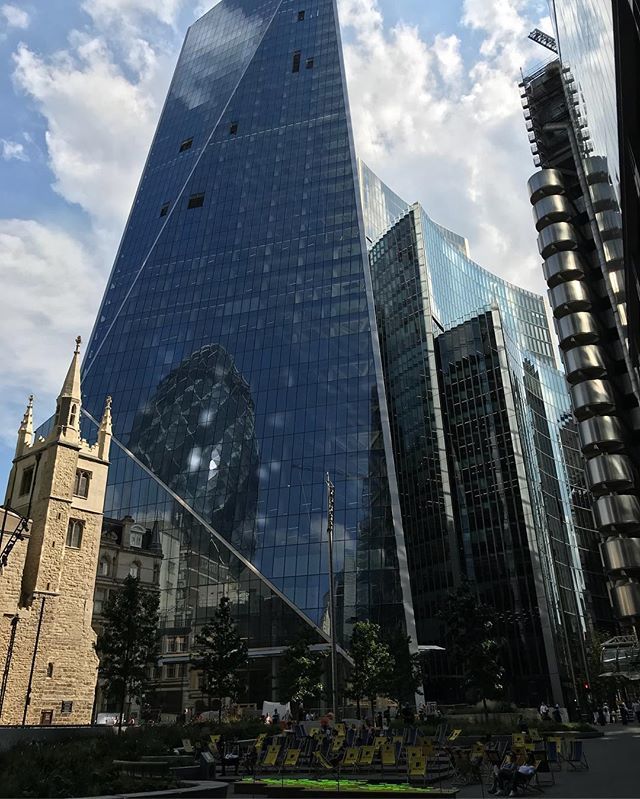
[325,473,339,720]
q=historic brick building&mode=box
[0,337,112,725]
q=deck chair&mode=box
[330,735,345,754]
[280,747,301,772]
[181,739,195,754]
[447,728,462,742]
[314,750,338,774]
[561,739,588,770]
[254,733,267,752]
[261,744,281,770]
[380,742,399,772]
[544,740,561,771]
[341,747,361,771]
[358,745,375,770]
[512,733,526,748]
[335,723,347,737]
[406,748,428,785]
[529,728,542,743]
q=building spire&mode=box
[15,394,34,456]
[53,336,82,443]
[58,336,82,402]
[97,395,113,460]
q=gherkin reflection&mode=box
[127,344,259,560]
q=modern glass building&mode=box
[72,0,419,713]
[361,163,610,705]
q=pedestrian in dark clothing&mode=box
[552,704,562,723]
[383,707,391,725]
[597,706,606,726]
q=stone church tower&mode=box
[0,337,112,725]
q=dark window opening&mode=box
[298,10,305,20]
[306,57,314,69]
[187,193,205,209]
[179,138,193,152]
[160,202,169,217]
[19,465,34,497]
[292,51,301,73]
[229,121,238,135]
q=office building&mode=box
[70,0,416,710]
[361,166,609,706]
[520,7,640,622]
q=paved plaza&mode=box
[458,724,640,799]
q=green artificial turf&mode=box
[239,777,451,794]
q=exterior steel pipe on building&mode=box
[538,222,579,258]
[528,169,565,204]
[589,182,618,212]
[571,379,616,420]
[600,535,640,569]
[603,238,624,269]
[579,415,625,454]
[595,210,623,240]
[548,281,592,317]
[583,156,610,184]
[586,453,636,495]
[543,251,586,286]
[564,345,607,383]
[610,581,640,618]
[556,312,600,349]
[533,195,573,230]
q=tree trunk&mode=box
[356,697,361,719]
[118,683,127,735]
[482,696,489,725]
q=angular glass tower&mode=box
[78,0,416,708]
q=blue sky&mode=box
[0,0,552,493]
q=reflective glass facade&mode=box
[550,0,621,197]
[74,0,418,706]
[363,163,607,705]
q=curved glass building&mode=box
[361,161,610,705]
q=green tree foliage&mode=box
[279,631,326,712]
[347,621,394,719]
[191,595,248,721]
[383,630,424,706]
[95,575,159,733]
[438,581,504,720]
[579,629,618,705]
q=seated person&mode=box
[509,753,537,795]
[489,752,518,795]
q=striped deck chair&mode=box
[545,739,561,771]
[561,739,588,771]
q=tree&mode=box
[279,631,326,714]
[347,621,394,719]
[438,581,504,722]
[191,595,248,721]
[384,630,424,707]
[95,575,159,733]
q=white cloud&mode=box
[1,4,30,30]
[338,0,550,293]
[81,0,186,27]
[1,138,28,161]
[12,32,171,238]
[0,220,103,444]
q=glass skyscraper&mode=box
[75,0,417,711]
[361,163,608,706]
